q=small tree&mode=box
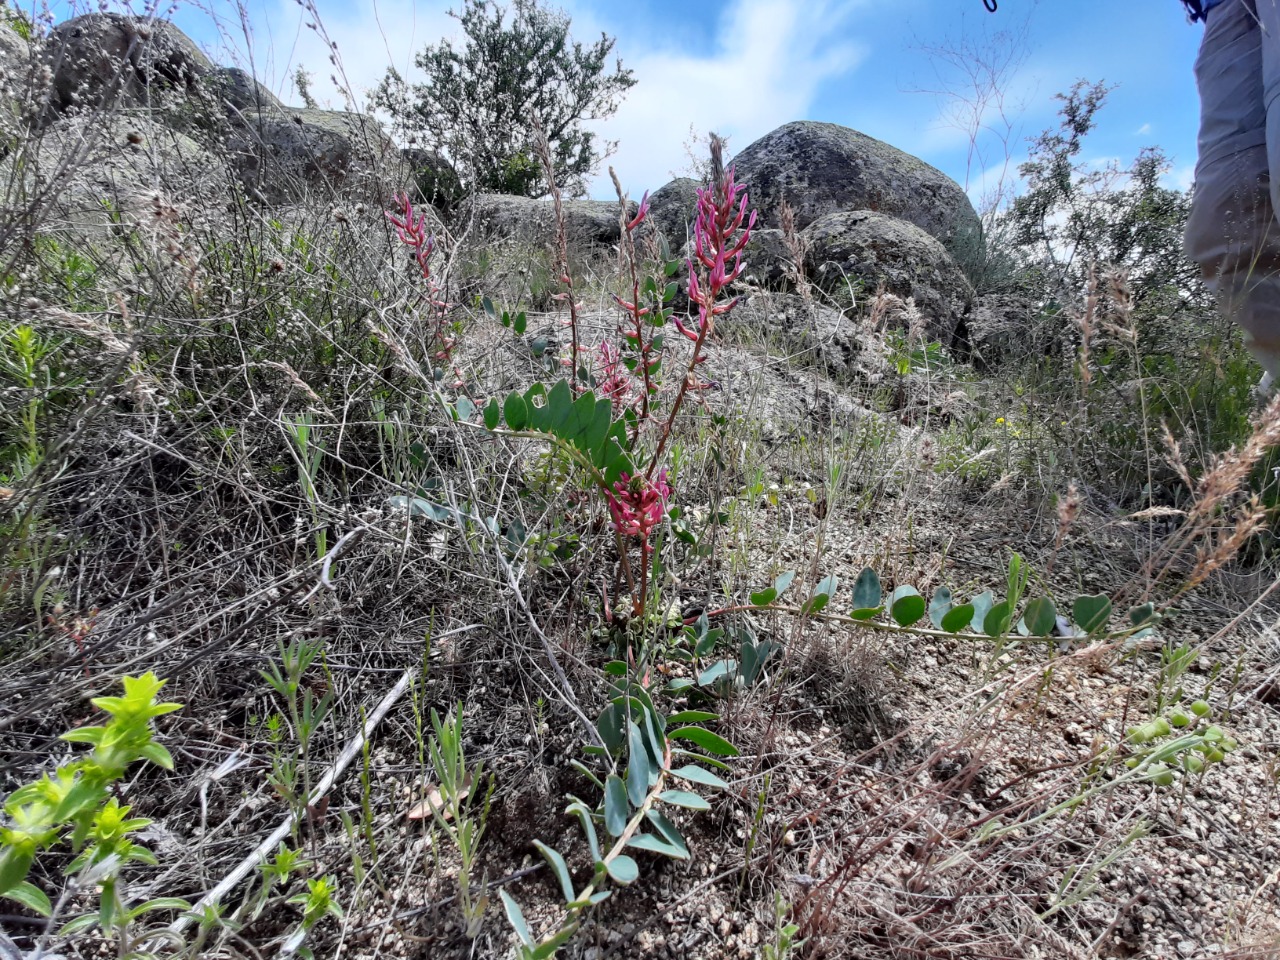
[374,0,635,198]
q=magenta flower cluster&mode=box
[606,470,671,539]
[675,168,756,344]
[386,193,436,281]
[386,193,453,359]
[596,340,632,407]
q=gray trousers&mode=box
[1184,0,1280,378]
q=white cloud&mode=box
[586,0,868,197]
[1135,121,1152,136]
[198,0,457,112]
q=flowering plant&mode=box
[386,194,454,362]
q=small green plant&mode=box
[763,892,804,960]
[419,703,494,938]
[281,874,343,959]
[261,638,334,842]
[283,414,328,562]
[0,673,187,938]
[501,671,735,958]
[1124,699,1238,785]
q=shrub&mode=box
[373,0,636,198]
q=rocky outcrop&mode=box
[740,228,796,291]
[205,66,283,115]
[801,210,974,343]
[15,114,227,238]
[462,194,635,249]
[228,107,397,204]
[732,121,980,250]
[964,294,1036,366]
[44,13,211,116]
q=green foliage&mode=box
[423,702,494,938]
[261,639,333,843]
[0,673,185,932]
[373,0,636,197]
[486,379,633,485]
[503,671,733,958]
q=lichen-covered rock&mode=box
[641,177,698,256]
[461,194,635,250]
[740,228,797,291]
[44,13,211,117]
[204,66,283,116]
[732,121,981,250]
[0,20,34,139]
[12,114,228,240]
[229,107,396,204]
[802,210,973,343]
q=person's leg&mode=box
[1184,0,1280,381]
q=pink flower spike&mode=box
[626,191,650,232]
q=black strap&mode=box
[984,0,997,10]
[1182,0,1206,21]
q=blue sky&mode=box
[55,0,1204,206]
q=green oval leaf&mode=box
[941,603,975,633]
[984,601,1013,637]
[604,775,629,838]
[852,567,881,611]
[626,721,650,807]
[1072,594,1112,634]
[3,879,50,917]
[850,606,883,621]
[773,570,797,597]
[970,590,994,631]
[646,809,689,857]
[668,726,739,757]
[658,789,710,811]
[627,832,690,860]
[1024,596,1057,636]
[606,854,640,884]
[483,398,500,430]
[666,710,719,724]
[928,587,953,627]
[697,659,737,687]
[749,587,778,606]
[503,391,529,431]
[670,764,729,790]
[891,594,926,627]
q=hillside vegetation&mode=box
[0,5,1278,960]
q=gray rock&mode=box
[740,228,800,291]
[641,177,698,256]
[801,210,973,343]
[401,147,464,210]
[204,66,283,116]
[0,21,33,137]
[11,114,228,241]
[229,107,396,204]
[462,194,635,250]
[964,293,1034,366]
[731,120,981,249]
[44,13,212,116]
